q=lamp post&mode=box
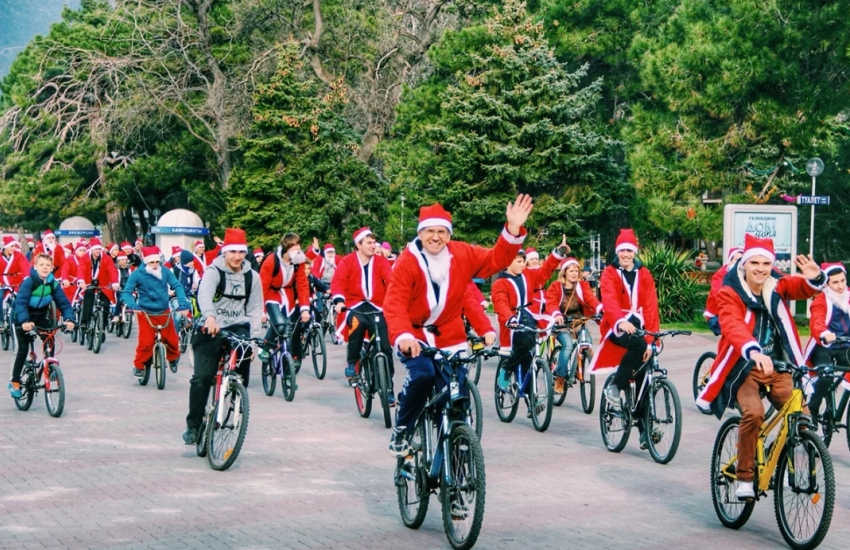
[805,157,824,256]
[400,194,405,239]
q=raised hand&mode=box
[556,234,570,256]
[794,254,821,280]
[505,194,533,235]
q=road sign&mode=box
[797,195,830,206]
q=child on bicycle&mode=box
[121,246,191,379]
[9,254,75,398]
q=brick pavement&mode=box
[0,325,849,549]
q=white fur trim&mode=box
[393,333,416,348]
[615,243,638,253]
[221,244,247,253]
[417,218,452,233]
[500,227,526,245]
[525,251,539,260]
[354,228,372,244]
[143,253,161,263]
[741,247,775,264]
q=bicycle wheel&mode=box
[154,343,167,390]
[468,352,482,386]
[44,364,65,418]
[530,358,553,432]
[85,326,93,350]
[375,354,392,429]
[644,378,682,464]
[13,366,34,411]
[107,313,115,333]
[92,315,103,354]
[774,429,835,550]
[78,324,86,346]
[138,363,151,386]
[70,323,78,343]
[281,355,296,402]
[553,351,568,407]
[123,312,133,339]
[579,349,595,414]
[467,379,483,440]
[355,360,372,418]
[822,410,834,448]
[1,328,9,351]
[493,359,518,423]
[207,380,250,471]
[179,327,190,354]
[440,423,485,550]
[311,329,327,380]
[197,388,213,457]
[260,358,276,396]
[396,422,430,528]
[845,397,850,453]
[599,374,630,452]
[692,351,716,401]
[711,416,755,528]
[115,319,124,338]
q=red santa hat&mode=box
[74,240,87,252]
[615,229,639,254]
[253,248,264,257]
[353,227,372,245]
[108,242,118,253]
[116,251,128,261]
[323,243,335,253]
[171,246,182,258]
[726,246,744,264]
[220,228,248,253]
[525,247,539,260]
[821,262,846,278]
[740,233,775,264]
[88,237,104,251]
[134,238,143,246]
[63,242,73,252]
[2,235,19,249]
[120,241,133,251]
[558,257,580,271]
[142,246,162,263]
[194,239,205,251]
[417,203,453,234]
[42,229,55,240]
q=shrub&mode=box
[639,242,705,323]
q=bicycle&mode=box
[113,297,134,339]
[0,286,17,351]
[195,329,261,471]
[599,329,687,464]
[136,311,173,390]
[711,361,835,550]
[13,324,69,418]
[83,285,108,354]
[349,311,394,429]
[694,348,776,418]
[394,345,490,550]
[172,293,195,354]
[259,317,298,401]
[493,323,554,432]
[550,315,599,413]
[809,336,850,451]
[302,304,327,380]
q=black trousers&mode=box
[609,331,648,391]
[81,288,108,326]
[346,310,394,377]
[809,345,850,416]
[263,305,305,359]
[502,331,535,373]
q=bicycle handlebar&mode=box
[634,329,692,339]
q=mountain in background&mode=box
[0,0,81,80]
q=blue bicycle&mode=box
[260,318,297,401]
[493,323,554,432]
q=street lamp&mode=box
[805,157,824,256]
[400,194,405,239]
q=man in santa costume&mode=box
[120,241,142,268]
[253,248,265,265]
[331,227,395,397]
[78,238,120,330]
[384,194,533,457]
[704,246,744,335]
[61,241,90,304]
[0,235,31,328]
[311,243,337,286]
[805,262,850,422]
[695,234,824,500]
[33,229,65,276]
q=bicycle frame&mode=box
[213,333,254,425]
[26,328,63,391]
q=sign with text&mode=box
[55,229,99,237]
[797,195,830,206]
[723,205,798,274]
[150,226,209,235]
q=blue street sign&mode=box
[797,195,830,206]
[55,229,100,236]
[150,226,210,235]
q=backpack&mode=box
[212,266,254,313]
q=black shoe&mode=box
[133,367,144,379]
[182,428,199,445]
[169,360,178,373]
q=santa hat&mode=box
[116,252,128,261]
[417,203,453,234]
[142,246,161,263]
[558,257,580,271]
[615,229,638,253]
[171,246,182,258]
[822,262,846,278]
[42,229,55,240]
[726,246,744,264]
[740,233,775,264]
[194,239,205,251]
[108,243,118,253]
[88,237,103,251]
[381,242,392,251]
[253,248,264,257]
[353,227,372,245]
[220,228,248,253]
[63,242,73,252]
[134,239,143,246]
[74,240,87,252]
[2,235,18,249]
[525,248,539,260]
[323,243,335,253]
[121,241,133,250]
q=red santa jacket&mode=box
[696,267,822,416]
[544,280,603,319]
[33,242,65,276]
[83,253,119,303]
[525,266,548,315]
[704,264,731,319]
[0,250,31,291]
[384,225,527,353]
[804,292,850,389]
[491,252,562,350]
[61,253,90,302]
[330,252,393,341]
[462,282,495,338]
[259,251,310,315]
[588,262,660,374]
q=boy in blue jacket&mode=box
[9,254,75,397]
[121,246,191,379]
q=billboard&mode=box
[723,205,798,274]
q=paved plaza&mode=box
[1,325,849,550]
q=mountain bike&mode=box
[69,298,82,343]
[809,336,850,451]
[84,286,108,354]
[172,293,195,354]
[395,345,489,550]
[301,307,327,380]
[136,311,173,390]
[13,325,69,417]
[113,296,134,339]
[599,329,687,464]
[1,287,18,351]
[260,317,297,401]
[350,312,394,428]
[711,361,835,550]
[550,315,598,413]
[494,323,554,432]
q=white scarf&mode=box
[145,265,163,280]
[424,246,451,287]
[825,286,850,315]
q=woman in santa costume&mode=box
[704,246,744,335]
[0,235,32,328]
[33,229,65,276]
[78,238,120,329]
[384,194,533,457]
[311,242,338,285]
[695,234,824,500]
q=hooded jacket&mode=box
[14,268,74,323]
[198,255,263,338]
[121,265,189,314]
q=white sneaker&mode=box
[735,480,754,500]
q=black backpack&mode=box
[212,266,254,313]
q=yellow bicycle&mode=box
[710,361,835,550]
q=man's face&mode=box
[527,257,540,269]
[357,237,376,257]
[326,250,335,262]
[617,249,635,266]
[418,226,451,255]
[122,247,133,256]
[743,256,773,286]
[828,272,847,294]
[35,258,52,278]
[146,259,161,271]
[224,250,246,270]
[44,235,55,247]
[118,259,129,269]
[91,249,102,259]
[75,248,86,258]
[3,245,13,255]
[507,255,527,276]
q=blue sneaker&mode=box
[388,392,397,407]
[497,368,512,391]
[8,382,22,399]
[344,363,357,379]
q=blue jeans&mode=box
[554,332,576,379]
[394,352,467,433]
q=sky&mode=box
[0,0,81,79]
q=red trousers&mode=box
[134,312,180,369]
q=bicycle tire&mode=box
[822,410,834,448]
[197,388,213,457]
[644,378,682,464]
[530,358,553,432]
[693,351,716,401]
[92,315,103,354]
[711,416,755,529]
[1,328,8,351]
[355,359,373,418]
[440,423,485,550]
[70,324,78,342]
[13,366,35,411]
[44,363,65,418]
[115,319,124,338]
[396,422,430,528]
[207,380,250,471]
[467,379,483,440]
[494,359,518,423]
[375,354,392,429]
[553,351,568,407]
[281,356,296,402]
[467,352,482,386]
[85,326,93,350]
[139,363,151,386]
[123,313,133,339]
[107,314,115,333]
[179,327,190,354]
[312,329,327,380]
[846,397,850,454]
[774,429,835,550]
[154,343,167,390]
[260,359,276,396]
[599,374,630,452]
[579,349,595,414]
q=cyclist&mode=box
[546,257,604,394]
[462,281,496,345]
[311,242,337,286]
[704,246,744,335]
[302,250,330,326]
[805,262,850,422]
[182,228,263,445]
[107,243,120,263]
[121,246,191,378]
[112,251,135,322]
[32,229,65,276]
[258,233,310,371]
[253,248,265,266]
[1,235,31,330]
[8,254,75,398]
[60,240,89,304]
[120,241,142,268]
[694,234,824,500]
[331,227,394,398]
[384,196,533,457]
[492,236,567,397]
[78,238,120,332]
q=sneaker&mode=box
[8,382,22,399]
[257,347,270,362]
[344,363,357,379]
[604,384,621,409]
[182,428,199,445]
[169,360,178,373]
[735,480,755,500]
[526,407,532,419]
[389,426,410,458]
[639,428,664,450]
[388,392,397,407]
[133,367,145,379]
[553,376,565,394]
[497,368,512,391]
